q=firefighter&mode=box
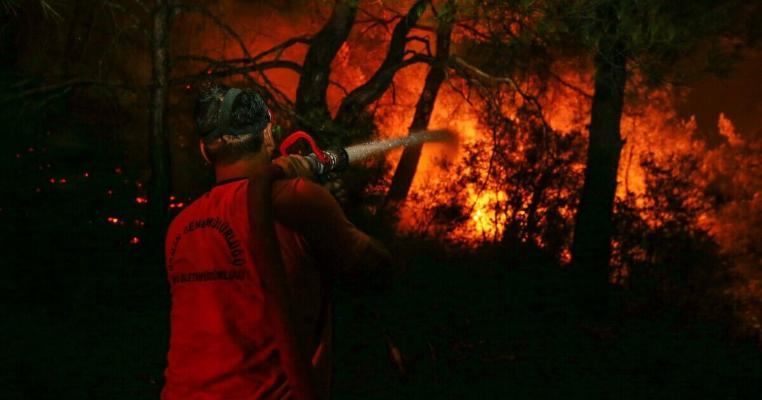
[162,82,391,400]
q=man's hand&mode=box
[273,155,314,179]
[322,173,348,204]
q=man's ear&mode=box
[263,123,275,157]
[199,140,212,164]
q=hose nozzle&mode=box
[304,147,349,178]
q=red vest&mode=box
[162,178,290,400]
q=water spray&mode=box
[278,129,455,179]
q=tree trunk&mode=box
[147,0,171,251]
[333,0,427,129]
[570,16,627,293]
[383,16,453,209]
[295,0,357,131]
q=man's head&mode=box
[195,81,275,165]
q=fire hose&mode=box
[248,128,454,399]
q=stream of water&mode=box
[344,129,455,163]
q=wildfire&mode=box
[186,1,759,270]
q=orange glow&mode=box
[135,196,148,204]
[169,202,186,209]
[185,1,756,259]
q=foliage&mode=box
[405,86,586,261]
[613,153,736,320]
[536,0,754,86]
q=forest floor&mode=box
[2,197,761,400]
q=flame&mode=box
[174,0,761,333]
[718,112,743,146]
[183,2,757,258]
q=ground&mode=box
[3,205,760,399]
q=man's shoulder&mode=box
[272,177,341,226]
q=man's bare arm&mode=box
[347,237,394,289]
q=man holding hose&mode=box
[162,82,391,400]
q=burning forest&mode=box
[1,0,761,399]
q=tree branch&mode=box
[548,69,593,98]
[295,0,358,128]
[407,35,433,57]
[450,55,551,130]
[250,35,311,63]
[334,0,429,128]
[173,4,252,59]
[6,78,142,100]
[171,60,303,85]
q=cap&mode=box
[201,88,271,141]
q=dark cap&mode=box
[198,86,271,141]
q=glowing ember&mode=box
[107,217,121,224]
[135,197,148,204]
[130,237,141,245]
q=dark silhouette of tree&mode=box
[569,1,627,294]
[295,0,358,132]
[147,0,172,249]
[333,0,429,130]
[384,1,453,210]
[534,0,757,300]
